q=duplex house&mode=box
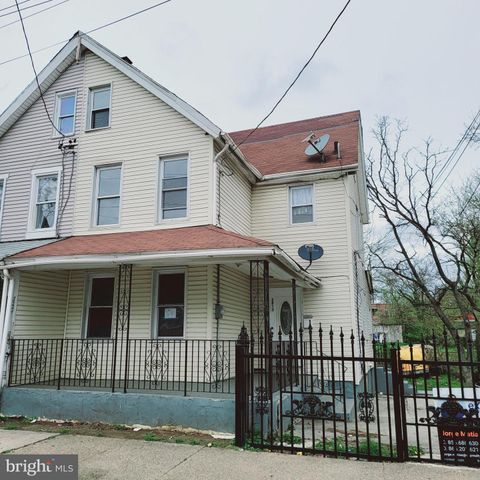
[0,32,372,432]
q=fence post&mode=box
[7,339,14,387]
[235,326,249,447]
[183,340,188,397]
[57,339,64,390]
[390,346,406,462]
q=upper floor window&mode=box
[159,156,188,220]
[27,168,61,238]
[94,165,121,226]
[290,185,314,224]
[54,91,76,135]
[87,85,111,130]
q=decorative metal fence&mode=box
[8,338,236,395]
[235,325,480,467]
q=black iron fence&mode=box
[235,325,480,467]
[8,338,236,395]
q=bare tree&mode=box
[366,117,480,361]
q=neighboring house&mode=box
[0,32,372,432]
[371,303,403,344]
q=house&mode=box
[371,303,404,343]
[0,32,372,433]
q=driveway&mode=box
[1,430,479,479]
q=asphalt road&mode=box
[1,430,479,480]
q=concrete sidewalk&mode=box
[1,431,479,480]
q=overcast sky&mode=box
[0,0,478,192]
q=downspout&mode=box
[0,269,10,341]
[0,269,14,388]
[213,143,229,227]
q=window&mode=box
[27,169,60,237]
[94,165,121,226]
[87,85,111,130]
[155,271,185,337]
[280,301,293,335]
[290,185,314,224]
[159,156,188,220]
[54,91,76,135]
[85,275,115,338]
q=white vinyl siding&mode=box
[216,151,252,235]
[62,266,209,340]
[0,57,84,241]
[0,175,7,230]
[73,52,213,234]
[12,271,69,339]
[252,178,353,352]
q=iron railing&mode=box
[8,338,236,395]
[235,325,480,467]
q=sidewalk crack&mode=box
[160,445,206,478]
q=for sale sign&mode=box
[438,425,480,466]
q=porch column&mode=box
[249,260,270,346]
[292,279,298,344]
[111,264,133,393]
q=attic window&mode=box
[54,91,76,135]
[87,85,111,130]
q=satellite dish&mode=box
[298,244,324,269]
[304,134,330,157]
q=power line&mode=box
[0,0,174,64]
[0,0,58,18]
[458,179,480,216]
[433,112,480,196]
[0,0,71,29]
[434,110,480,184]
[13,0,64,136]
[0,0,32,14]
[234,0,353,148]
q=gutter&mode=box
[260,164,359,185]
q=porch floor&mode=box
[11,379,235,398]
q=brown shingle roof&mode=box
[230,111,360,176]
[10,225,274,259]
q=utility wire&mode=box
[234,0,352,148]
[0,0,32,14]
[0,0,71,29]
[0,0,173,64]
[433,113,480,196]
[14,0,64,136]
[434,110,480,184]
[0,0,58,18]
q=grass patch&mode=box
[143,432,161,442]
[58,428,71,435]
[4,423,18,430]
[113,424,128,431]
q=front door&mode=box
[270,287,303,337]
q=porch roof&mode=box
[3,225,321,288]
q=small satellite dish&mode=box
[304,134,330,157]
[298,244,324,269]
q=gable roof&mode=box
[230,111,360,176]
[0,31,221,139]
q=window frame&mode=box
[26,167,62,239]
[157,154,190,223]
[82,272,117,339]
[151,267,187,339]
[289,184,315,225]
[92,164,123,228]
[53,89,77,137]
[86,84,112,131]
[0,174,8,232]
